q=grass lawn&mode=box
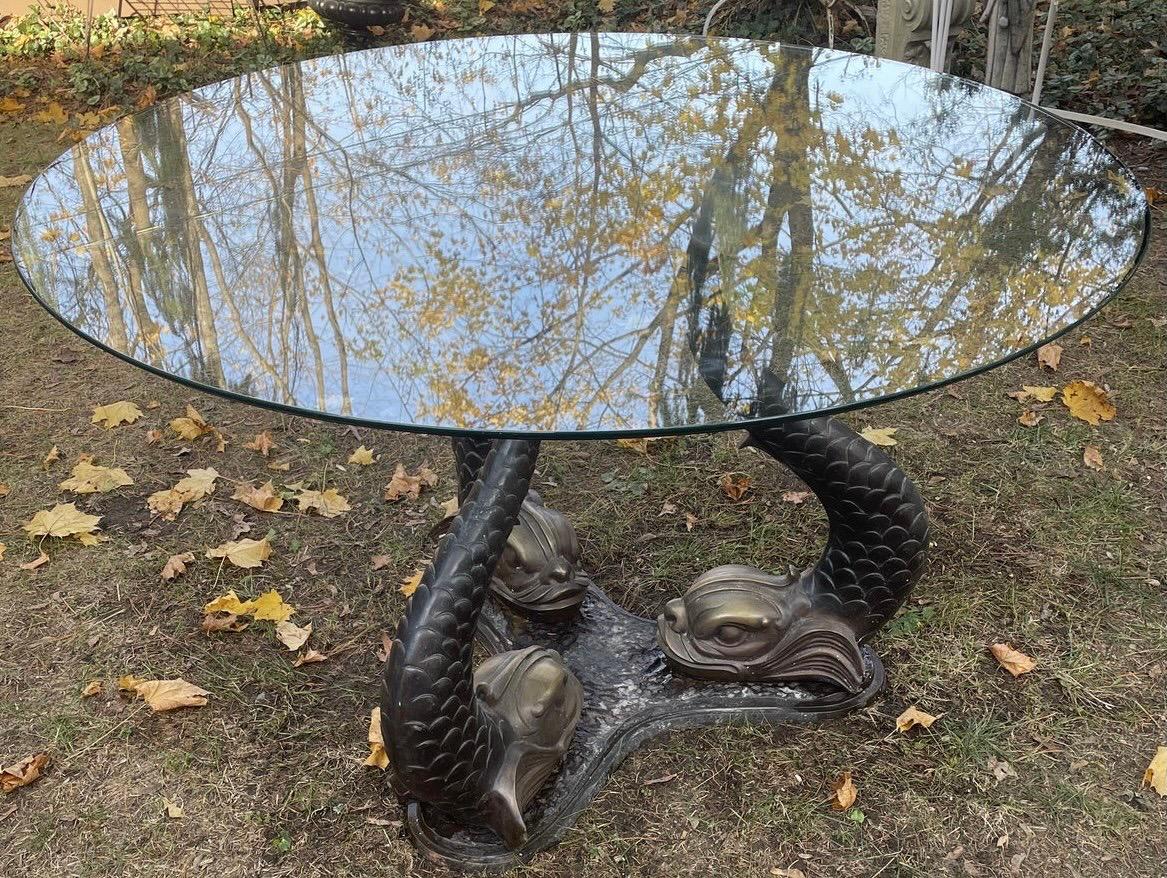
[1,7,1165,877]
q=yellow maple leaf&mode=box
[860,426,897,446]
[348,445,376,466]
[295,488,350,518]
[1020,385,1057,402]
[895,705,938,733]
[170,404,212,440]
[597,0,615,12]
[23,503,102,541]
[990,643,1036,677]
[232,481,284,513]
[479,0,494,12]
[275,620,312,651]
[400,568,425,597]
[1061,381,1116,426]
[147,468,219,520]
[59,460,134,494]
[203,590,255,615]
[131,678,210,711]
[91,400,143,428]
[117,674,146,691]
[1143,746,1167,796]
[244,432,276,456]
[32,101,68,125]
[206,537,272,570]
[0,97,25,114]
[249,588,295,622]
[363,707,390,769]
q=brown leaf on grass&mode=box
[400,569,424,597]
[1,753,49,793]
[990,643,1036,677]
[145,429,163,445]
[232,481,284,513]
[244,432,276,456]
[684,511,698,531]
[206,537,271,570]
[201,612,249,633]
[363,707,390,769]
[1061,381,1116,425]
[719,472,752,502]
[275,620,312,651]
[80,680,102,698]
[409,24,434,41]
[1036,342,1063,371]
[597,0,614,11]
[32,101,67,124]
[59,460,133,494]
[147,468,219,520]
[131,678,210,711]
[895,705,938,733]
[160,552,195,581]
[371,555,392,570]
[19,552,49,571]
[0,544,5,562]
[117,675,145,692]
[293,648,328,667]
[1018,410,1044,427]
[1143,746,1167,796]
[91,400,143,428]
[0,483,8,498]
[860,426,897,446]
[830,771,857,810]
[0,174,33,188]
[162,798,184,819]
[348,445,376,465]
[136,83,158,109]
[267,460,291,472]
[23,503,102,542]
[384,463,439,502]
[42,445,61,469]
[1083,445,1104,471]
[170,404,212,440]
[614,436,671,454]
[294,488,350,518]
[782,490,812,504]
[377,630,393,662]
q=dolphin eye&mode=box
[715,624,748,645]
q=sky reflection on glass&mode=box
[14,34,1148,436]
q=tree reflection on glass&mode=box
[13,34,1146,435]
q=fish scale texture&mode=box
[746,417,929,638]
[382,439,538,815]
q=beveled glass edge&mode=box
[11,34,1153,440]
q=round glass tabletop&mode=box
[13,34,1149,438]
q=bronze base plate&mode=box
[401,585,883,870]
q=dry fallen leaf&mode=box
[19,552,49,571]
[0,174,33,188]
[1061,381,1116,426]
[206,537,272,570]
[244,431,276,456]
[80,679,103,698]
[400,568,425,598]
[1021,385,1057,402]
[232,481,284,513]
[895,705,938,733]
[42,445,61,469]
[249,589,295,623]
[117,674,145,692]
[719,472,752,502]
[1036,342,1063,371]
[1082,445,1104,471]
[1,753,50,793]
[23,503,102,542]
[293,648,328,667]
[409,24,434,42]
[160,552,195,581]
[782,490,812,505]
[860,426,897,446]
[170,404,212,440]
[384,463,439,502]
[33,101,68,124]
[201,612,249,634]
[275,620,312,651]
[990,643,1036,677]
[0,483,8,498]
[440,496,459,518]
[145,428,163,445]
[1143,746,1167,796]
[59,460,133,494]
[203,590,253,615]
[162,798,184,819]
[597,0,615,11]
[0,543,5,562]
[1018,410,1044,428]
[295,488,351,518]
[830,771,857,810]
[131,678,210,711]
[91,400,143,428]
[348,445,376,465]
[363,707,390,769]
[371,554,392,570]
[614,436,670,455]
[147,468,219,520]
